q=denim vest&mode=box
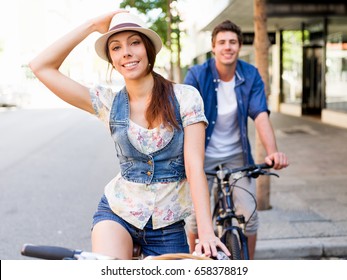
[109,87,186,184]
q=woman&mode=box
[29,10,230,259]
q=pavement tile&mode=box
[252,112,347,259]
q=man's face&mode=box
[212,31,241,66]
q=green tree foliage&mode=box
[120,0,169,45]
[282,31,303,71]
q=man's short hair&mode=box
[211,20,243,46]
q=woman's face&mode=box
[107,31,149,80]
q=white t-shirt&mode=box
[205,78,242,158]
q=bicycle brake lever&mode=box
[211,250,230,260]
[266,171,279,178]
[260,170,279,177]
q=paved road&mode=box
[0,108,118,259]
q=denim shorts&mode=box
[92,195,189,256]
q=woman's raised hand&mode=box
[91,9,129,34]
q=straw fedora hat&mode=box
[95,12,163,62]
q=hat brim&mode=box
[95,27,163,62]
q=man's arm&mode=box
[254,112,289,169]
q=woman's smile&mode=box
[122,61,139,68]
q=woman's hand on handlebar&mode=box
[194,235,230,258]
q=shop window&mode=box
[281,30,303,104]
[326,32,347,112]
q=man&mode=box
[184,20,289,259]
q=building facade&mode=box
[183,0,347,128]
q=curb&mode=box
[255,237,347,259]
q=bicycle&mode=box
[20,243,212,260]
[205,162,279,260]
[21,164,276,261]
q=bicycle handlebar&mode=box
[21,244,113,260]
[21,244,214,260]
[21,244,78,260]
[205,162,277,179]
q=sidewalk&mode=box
[251,112,347,259]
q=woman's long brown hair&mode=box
[106,31,179,130]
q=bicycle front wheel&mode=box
[225,230,242,260]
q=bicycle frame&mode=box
[208,162,278,260]
[212,171,250,260]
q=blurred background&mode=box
[0,0,125,109]
[0,0,196,109]
[1,0,347,260]
[1,0,347,126]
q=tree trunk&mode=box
[176,29,182,82]
[253,0,271,210]
[167,0,174,81]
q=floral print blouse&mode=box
[89,83,207,229]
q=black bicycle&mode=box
[205,162,279,260]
